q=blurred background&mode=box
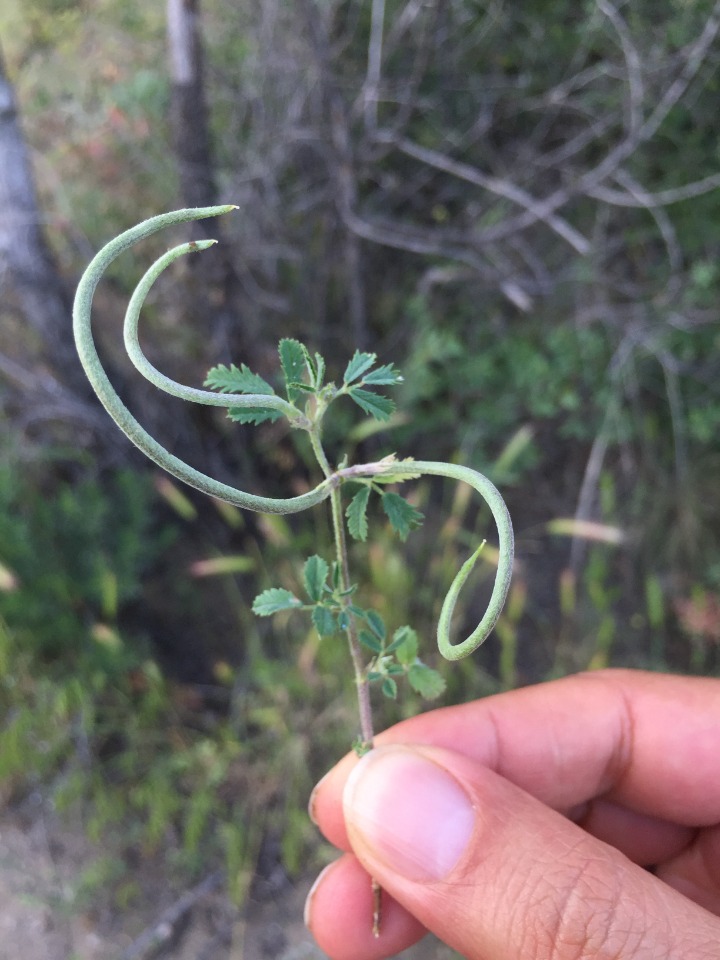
[1,0,719,956]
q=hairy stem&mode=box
[309,422,374,748]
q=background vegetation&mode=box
[1,0,720,938]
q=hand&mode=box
[305,669,720,959]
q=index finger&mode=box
[311,669,720,850]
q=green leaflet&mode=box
[382,492,424,541]
[362,363,403,386]
[303,555,329,602]
[205,363,274,396]
[348,387,395,421]
[389,626,418,664]
[252,588,302,616]
[205,363,283,424]
[278,339,308,403]
[343,350,377,385]
[346,486,371,541]
[312,605,337,637]
[407,663,446,699]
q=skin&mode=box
[306,669,720,959]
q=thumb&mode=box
[343,744,719,960]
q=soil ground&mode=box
[0,809,459,960]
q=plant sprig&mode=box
[73,205,515,757]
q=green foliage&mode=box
[0,468,165,663]
[203,340,447,709]
[381,492,425,542]
[346,486,371,541]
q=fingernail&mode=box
[308,775,325,826]
[343,746,475,883]
[303,861,337,930]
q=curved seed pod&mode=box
[73,206,514,657]
[73,206,331,514]
[338,459,514,660]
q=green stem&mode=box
[309,424,374,748]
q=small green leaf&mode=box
[346,486,371,541]
[371,455,421,484]
[337,610,350,630]
[348,387,395,422]
[287,380,315,403]
[362,363,403,386]
[385,663,405,676]
[278,339,307,402]
[312,605,337,637]
[359,630,383,654]
[313,353,326,390]
[382,492,424,541]
[344,350,377,385]
[408,664,446,699]
[252,588,302,616]
[205,363,274,396]
[367,671,383,682]
[206,363,282,425]
[353,737,373,757]
[388,625,418,664]
[365,609,386,641]
[381,677,398,699]
[227,406,283,425]
[303,555,329,602]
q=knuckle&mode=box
[516,840,664,960]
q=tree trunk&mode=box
[167,0,216,213]
[0,43,99,428]
[166,0,262,369]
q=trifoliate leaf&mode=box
[359,630,383,654]
[346,486,371,541]
[206,363,282,425]
[365,609,386,641]
[278,339,307,403]
[303,555,329,602]
[312,605,337,637]
[362,363,403,386]
[348,387,395,421]
[381,677,398,699]
[408,663,446,699]
[387,626,418,664]
[382,492,424,541]
[344,350,377,385]
[252,588,302,616]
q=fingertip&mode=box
[309,751,360,850]
[305,854,427,960]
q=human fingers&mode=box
[320,743,720,960]
[311,669,720,853]
[304,854,426,960]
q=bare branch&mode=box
[383,134,591,254]
[598,0,644,137]
[363,0,386,132]
[587,171,720,207]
